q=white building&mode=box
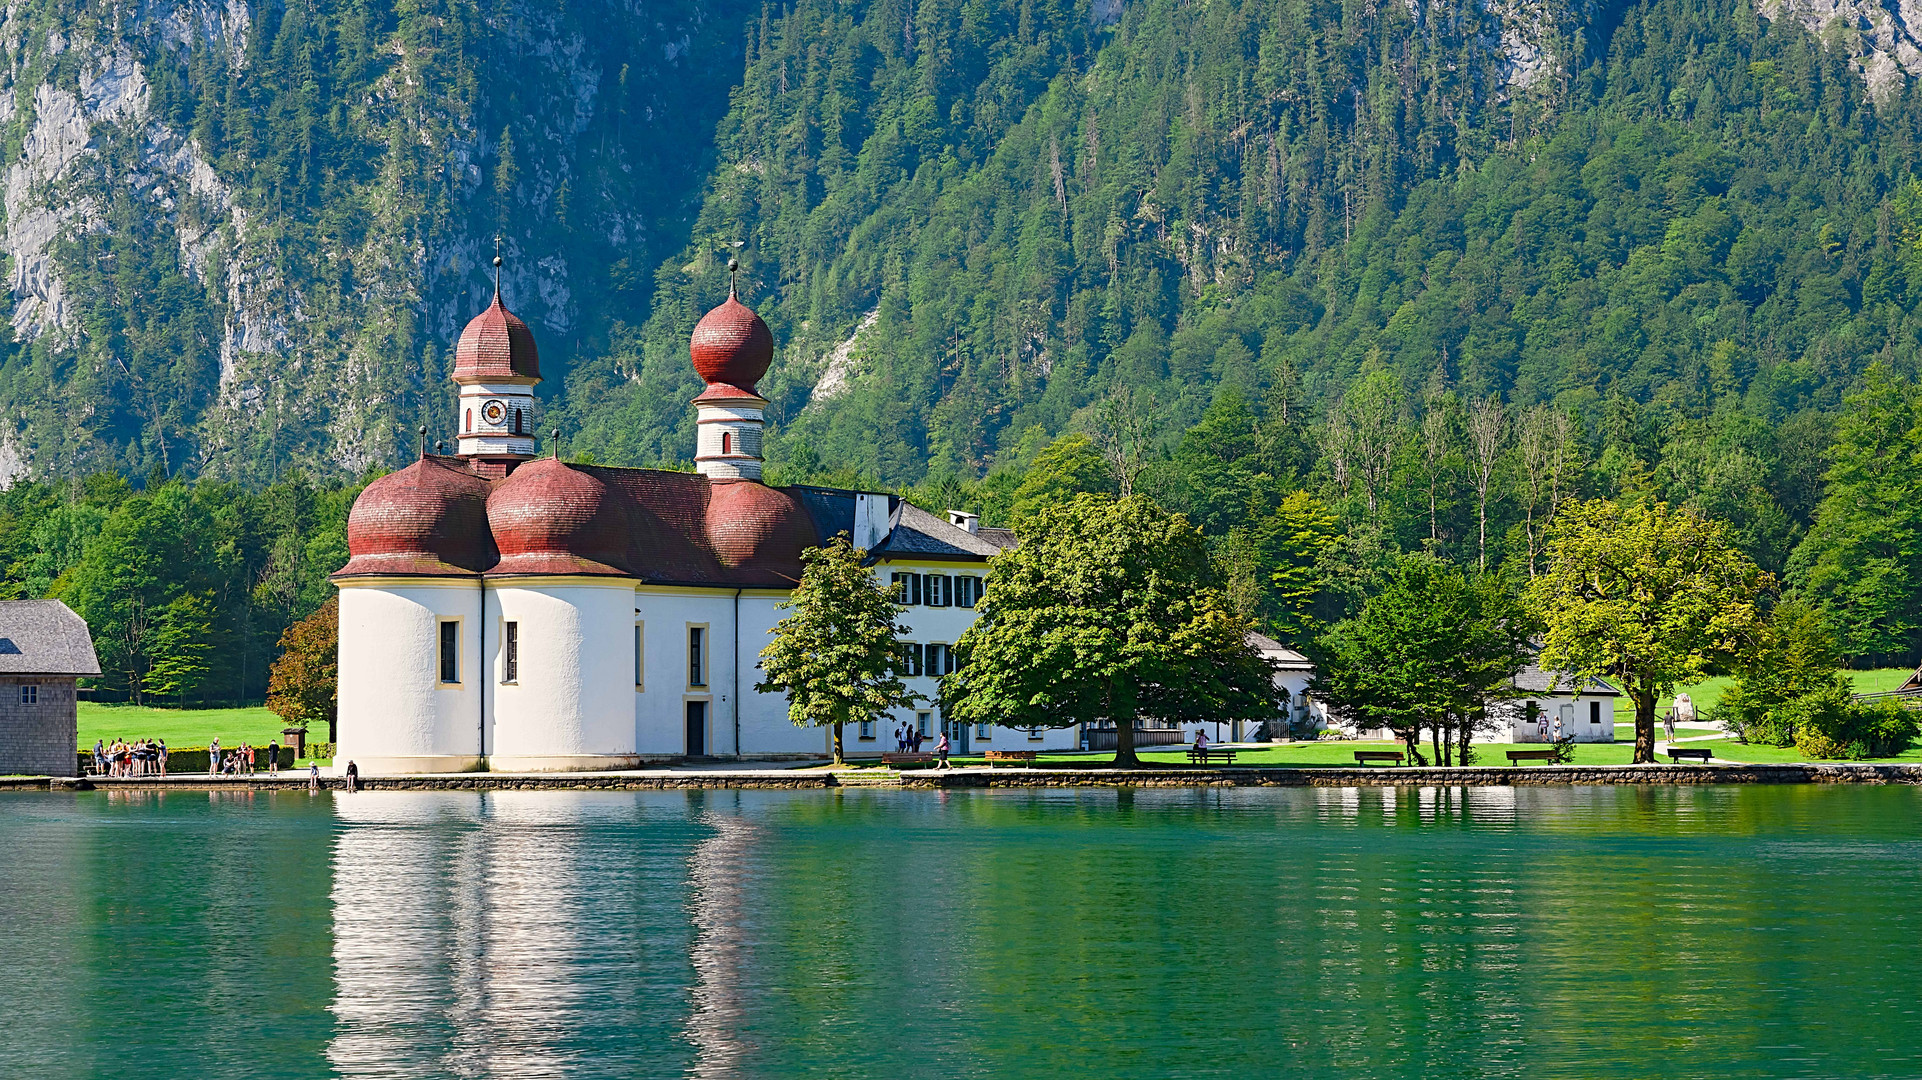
[331,279,1073,772]
[1494,664,1621,743]
[1247,632,1326,741]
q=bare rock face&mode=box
[1759,0,1922,100]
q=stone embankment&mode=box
[5,762,1921,791]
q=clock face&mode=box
[481,400,507,425]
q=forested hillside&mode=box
[5,0,1922,685]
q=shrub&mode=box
[1782,683,1920,760]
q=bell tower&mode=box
[688,262,773,481]
[453,254,541,476]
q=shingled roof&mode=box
[1511,663,1620,696]
[868,502,1005,560]
[0,600,101,676]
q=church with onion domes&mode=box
[329,263,1065,772]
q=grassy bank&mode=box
[78,703,291,749]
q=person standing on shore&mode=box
[268,739,280,775]
[308,762,320,793]
[156,739,167,778]
[91,740,104,776]
[208,737,221,778]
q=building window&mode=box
[19,684,37,705]
[975,721,990,739]
[1590,700,1602,725]
[722,431,733,454]
[902,642,921,677]
[859,720,875,740]
[916,711,932,737]
[958,576,982,608]
[634,623,645,688]
[688,625,707,688]
[502,621,519,683]
[1027,726,1043,741]
[438,621,460,684]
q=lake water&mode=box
[1,785,1918,1078]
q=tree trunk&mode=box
[832,722,845,766]
[1431,720,1446,767]
[1112,717,1140,768]
[1633,689,1657,765]
[1402,729,1427,767]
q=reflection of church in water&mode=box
[331,268,1071,772]
[326,793,756,1076]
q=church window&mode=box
[688,626,707,688]
[19,684,37,705]
[465,409,473,433]
[438,621,460,683]
[975,721,990,739]
[502,622,518,683]
[722,431,732,454]
[858,719,875,740]
[634,623,645,688]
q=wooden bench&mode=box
[983,750,1038,768]
[1666,747,1713,763]
[880,752,935,769]
[1353,751,1405,766]
[1506,749,1558,765]
[1187,747,1239,765]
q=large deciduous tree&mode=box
[267,596,339,742]
[1528,498,1768,764]
[1313,556,1534,766]
[944,494,1280,767]
[757,536,918,766]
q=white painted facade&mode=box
[693,391,767,481]
[455,378,538,459]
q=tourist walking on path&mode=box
[935,731,951,769]
[345,761,359,793]
[208,737,221,778]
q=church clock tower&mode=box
[453,255,541,477]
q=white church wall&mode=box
[489,580,642,770]
[336,581,484,773]
[733,592,834,757]
[633,587,742,758]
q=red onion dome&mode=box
[453,292,540,382]
[486,457,632,576]
[705,479,816,573]
[689,291,773,393]
[335,458,498,577]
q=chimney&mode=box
[947,510,979,535]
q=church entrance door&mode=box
[685,701,707,758]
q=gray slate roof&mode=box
[1247,631,1314,670]
[0,600,101,676]
[1512,662,1619,696]
[870,502,1006,560]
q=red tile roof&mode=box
[688,292,772,393]
[453,291,540,382]
[334,460,825,586]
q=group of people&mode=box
[893,723,952,767]
[204,738,282,776]
[91,738,167,778]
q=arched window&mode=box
[512,408,522,435]
[465,409,473,433]
[721,431,732,454]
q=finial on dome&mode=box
[418,425,428,460]
[728,257,739,299]
[552,429,561,459]
[493,236,504,298]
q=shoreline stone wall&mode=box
[9,762,1922,792]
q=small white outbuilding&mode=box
[1495,664,1621,743]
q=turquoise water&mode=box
[2,785,1920,1078]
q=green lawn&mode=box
[1656,668,1910,713]
[1691,739,1922,765]
[929,740,1644,769]
[77,703,291,750]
